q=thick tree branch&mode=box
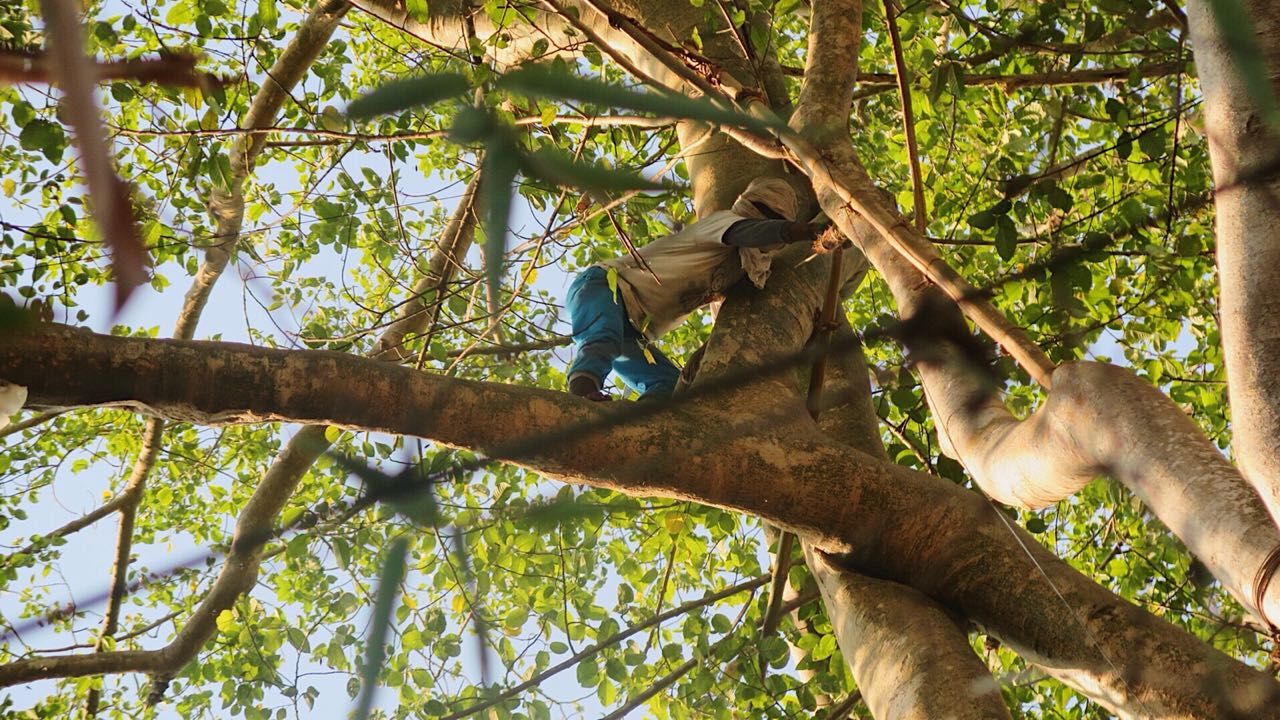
[5,325,1279,717]
[834,153,1280,635]
[792,274,1010,720]
[1185,0,1280,520]
[805,546,1012,720]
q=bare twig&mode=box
[785,62,1186,90]
[599,629,740,720]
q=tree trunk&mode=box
[1186,0,1280,520]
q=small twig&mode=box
[820,690,865,719]
[787,61,1187,90]
[644,539,680,652]
[605,210,662,285]
[600,610,749,720]
[82,419,163,717]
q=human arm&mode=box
[722,219,823,248]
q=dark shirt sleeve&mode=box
[721,218,790,248]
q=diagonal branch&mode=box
[82,418,162,717]
[4,324,1279,717]
[373,173,481,361]
[178,0,351,339]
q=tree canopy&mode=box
[2,0,1280,718]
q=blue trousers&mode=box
[566,267,679,399]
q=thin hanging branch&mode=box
[882,0,927,232]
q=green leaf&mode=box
[605,266,619,301]
[521,146,671,193]
[405,0,429,21]
[216,609,237,634]
[448,106,497,143]
[496,64,782,136]
[1115,131,1133,160]
[165,2,193,25]
[257,0,278,27]
[354,536,410,720]
[812,633,837,660]
[505,607,529,631]
[18,120,66,163]
[1025,516,1048,533]
[1138,127,1166,161]
[994,216,1018,261]
[967,209,996,231]
[575,657,599,686]
[1045,183,1073,212]
[346,74,470,120]
[208,152,234,192]
[320,106,346,133]
[11,100,34,127]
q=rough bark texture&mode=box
[5,323,1279,718]
[773,0,1280,629]
[806,548,1010,720]
[1186,0,1280,520]
[799,323,1011,720]
[847,212,1280,629]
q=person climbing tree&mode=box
[566,177,821,400]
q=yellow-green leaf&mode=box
[605,266,619,301]
[216,609,236,634]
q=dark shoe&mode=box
[569,374,611,402]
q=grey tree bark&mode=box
[1185,0,1280,521]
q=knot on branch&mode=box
[145,676,170,706]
